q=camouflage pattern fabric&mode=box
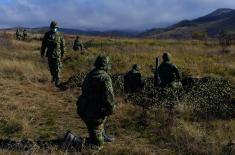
[124,69,144,93]
[16,29,20,40]
[23,30,27,40]
[48,57,61,82]
[41,30,65,86]
[73,38,83,51]
[82,117,107,146]
[157,61,181,88]
[77,65,115,146]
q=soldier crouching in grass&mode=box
[157,52,182,88]
[124,64,145,93]
[64,55,116,152]
[41,21,65,87]
[156,52,183,124]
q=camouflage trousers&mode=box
[73,44,83,51]
[82,117,107,146]
[48,57,61,83]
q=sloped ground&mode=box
[0,31,234,154]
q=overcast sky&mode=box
[0,0,235,30]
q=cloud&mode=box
[0,0,235,30]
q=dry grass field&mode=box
[0,30,234,155]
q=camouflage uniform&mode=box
[73,36,83,51]
[157,53,181,88]
[41,21,65,86]
[124,64,144,93]
[77,55,115,147]
[22,29,27,40]
[16,29,20,40]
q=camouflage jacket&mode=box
[41,31,65,59]
[73,39,83,50]
[158,61,181,86]
[124,69,144,93]
[77,69,115,119]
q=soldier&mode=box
[124,64,144,93]
[73,35,83,51]
[41,21,65,87]
[157,52,182,88]
[22,29,27,40]
[16,29,20,40]
[64,55,116,151]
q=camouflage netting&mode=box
[127,76,235,119]
[111,74,124,96]
[59,73,86,90]
[182,77,235,119]
[59,73,124,94]
[125,77,184,109]
[61,73,235,119]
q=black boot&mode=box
[55,77,60,87]
[103,132,115,142]
[63,131,84,150]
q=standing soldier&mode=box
[64,55,116,151]
[41,21,65,87]
[124,64,145,93]
[73,35,83,51]
[157,52,182,88]
[16,29,20,40]
[22,29,27,40]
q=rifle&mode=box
[154,57,160,86]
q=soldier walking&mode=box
[16,29,21,40]
[22,29,27,40]
[41,21,65,87]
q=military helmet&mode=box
[94,55,111,70]
[50,21,58,28]
[132,64,140,71]
[162,52,171,62]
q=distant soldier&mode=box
[157,52,182,88]
[22,29,27,40]
[16,29,20,40]
[41,21,65,87]
[73,35,83,51]
[64,55,116,151]
[124,64,144,93]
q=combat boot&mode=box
[55,78,60,87]
[63,131,84,150]
[103,133,115,142]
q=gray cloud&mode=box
[0,0,235,30]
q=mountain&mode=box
[4,27,141,37]
[141,8,235,39]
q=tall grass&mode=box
[0,31,233,154]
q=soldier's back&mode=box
[81,69,111,118]
[124,70,143,93]
[158,62,176,85]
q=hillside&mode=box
[142,8,235,39]
[2,27,140,38]
[0,31,234,154]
